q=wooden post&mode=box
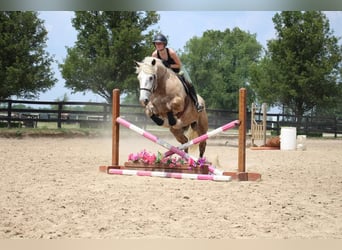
[112,89,120,166]
[7,100,12,128]
[262,103,267,146]
[238,88,246,173]
[57,102,62,128]
[251,103,255,145]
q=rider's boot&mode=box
[188,85,203,112]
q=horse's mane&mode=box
[136,57,169,76]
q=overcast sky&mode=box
[37,11,342,102]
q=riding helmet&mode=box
[153,33,168,46]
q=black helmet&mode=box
[153,33,168,46]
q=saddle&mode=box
[177,74,190,95]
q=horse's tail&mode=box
[186,125,199,155]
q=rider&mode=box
[151,33,203,112]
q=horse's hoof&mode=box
[169,119,176,126]
[150,114,164,126]
[167,112,177,126]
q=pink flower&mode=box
[188,158,196,167]
[147,154,156,164]
[128,150,190,168]
[128,153,139,162]
[161,157,168,164]
[128,150,157,165]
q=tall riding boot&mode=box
[188,85,203,112]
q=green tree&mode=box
[251,11,342,117]
[60,11,159,103]
[0,11,56,99]
[180,28,262,110]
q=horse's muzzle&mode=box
[140,99,149,106]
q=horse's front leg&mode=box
[151,114,164,126]
[167,111,176,126]
[166,96,183,127]
[145,102,164,126]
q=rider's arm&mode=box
[151,50,158,58]
[168,48,182,71]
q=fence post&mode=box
[305,116,309,135]
[334,116,338,138]
[276,114,280,135]
[57,103,62,128]
[7,100,12,128]
[104,104,109,122]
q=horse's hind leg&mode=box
[199,141,206,158]
[197,113,209,158]
[191,121,197,130]
[170,127,188,151]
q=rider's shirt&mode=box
[157,48,180,73]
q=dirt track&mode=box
[0,135,341,239]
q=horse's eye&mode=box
[149,76,154,81]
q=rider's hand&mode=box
[162,60,170,68]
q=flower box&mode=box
[124,162,209,174]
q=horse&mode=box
[135,56,208,158]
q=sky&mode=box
[36,11,342,103]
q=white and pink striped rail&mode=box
[108,168,231,182]
[116,117,224,175]
[164,119,240,157]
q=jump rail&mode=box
[163,119,240,157]
[108,169,231,182]
[117,116,224,175]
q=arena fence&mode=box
[0,99,341,137]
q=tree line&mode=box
[1,11,341,118]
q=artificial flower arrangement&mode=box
[128,149,207,169]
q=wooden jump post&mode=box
[238,87,246,173]
[111,88,120,166]
[99,87,261,181]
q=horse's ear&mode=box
[134,61,142,73]
[151,58,156,66]
[134,61,141,67]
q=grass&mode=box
[36,122,80,129]
[0,126,111,139]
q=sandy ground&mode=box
[0,133,341,239]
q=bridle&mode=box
[139,87,152,93]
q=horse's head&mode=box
[135,57,159,106]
